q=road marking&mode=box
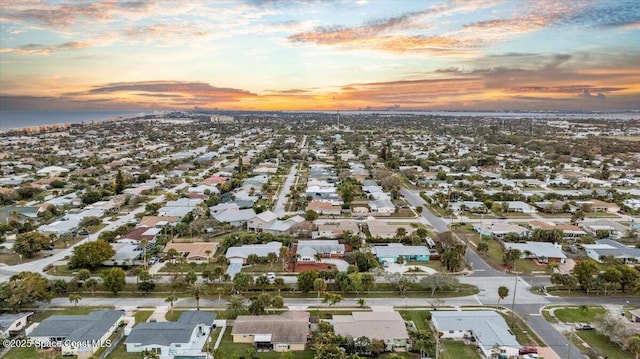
[474,295,483,305]
[474,269,485,272]
[530,313,542,316]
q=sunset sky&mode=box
[1,0,639,111]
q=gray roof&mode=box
[583,239,640,259]
[214,208,256,223]
[232,312,309,344]
[373,244,430,258]
[297,240,345,254]
[0,312,32,334]
[431,311,520,349]
[503,242,566,259]
[226,241,282,259]
[125,311,216,346]
[29,310,124,342]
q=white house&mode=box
[0,312,33,338]
[431,311,521,359]
[125,311,216,359]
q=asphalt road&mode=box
[273,163,298,216]
[400,187,449,233]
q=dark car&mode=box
[519,346,538,355]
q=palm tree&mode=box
[279,246,289,271]
[189,283,205,311]
[165,295,178,315]
[314,278,327,300]
[84,278,98,294]
[141,239,149,268]
[226,295,247,318]
[69,293,82,307]
[497,286,509,305]
[216,287,225,301]
[627,335,640,359]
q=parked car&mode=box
[519,346,538,355]
[574,323,594,330]
[267,272,276,280]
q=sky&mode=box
[0,0,639,111]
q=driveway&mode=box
[320,258,349,271]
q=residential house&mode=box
[306,200,342,216]
[582,239,640,264]
[27,310,125,359]
[577,199,620,214]
[313,220,359,239]
[373,244,430,264]
[296,240,345,262]
[0,312,33,338]
[163,242,219,262]
[534,201,578,214]
[332,311,409,351]
[630,308,640,323]
[214,208,256,228]
[226,241,282,264]
[247,211,278,232]
[139,216,180,228]
[264,215,306,235]
[581,220,629,239]
[125,311,216,358]
[209,203,240,216]
[529,220,587,240]
[305,185,339,201]
[103,242,142,266]
[0,206,42,223]
[495,201,537,214]
[503,242,567,263]
[431,311,521,359]
[451,201,486,213]
[231,311,309,352]
[473,222,530,239]
[369,198,395,215]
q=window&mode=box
[449,330,454,334]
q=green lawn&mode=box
[32,307,114,322]
[133,310,153,326]
[439,339,482,359]
[4,346,68,359]
[553,306,606,323]
[467,236,548,274]
[399,310,432,331]
[574,330,633,359]
[216,331,315,359]
[104,342,142,359]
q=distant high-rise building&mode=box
[210,115,234,123]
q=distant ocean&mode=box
[0,110,153,130]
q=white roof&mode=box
[432,311,520,349]
[503,242,566,259]
[215,208,256,223]
[226,241,282,259]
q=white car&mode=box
[267,272,276,280]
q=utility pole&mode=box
[511,260,518,312]
[566,325,574,359]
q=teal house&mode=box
[373,244,430,264]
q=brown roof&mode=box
[306,200,340,212]
[163,242,219,260]
[231,311,309,344]
[121,227,156,241]
[139,216,179,227]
